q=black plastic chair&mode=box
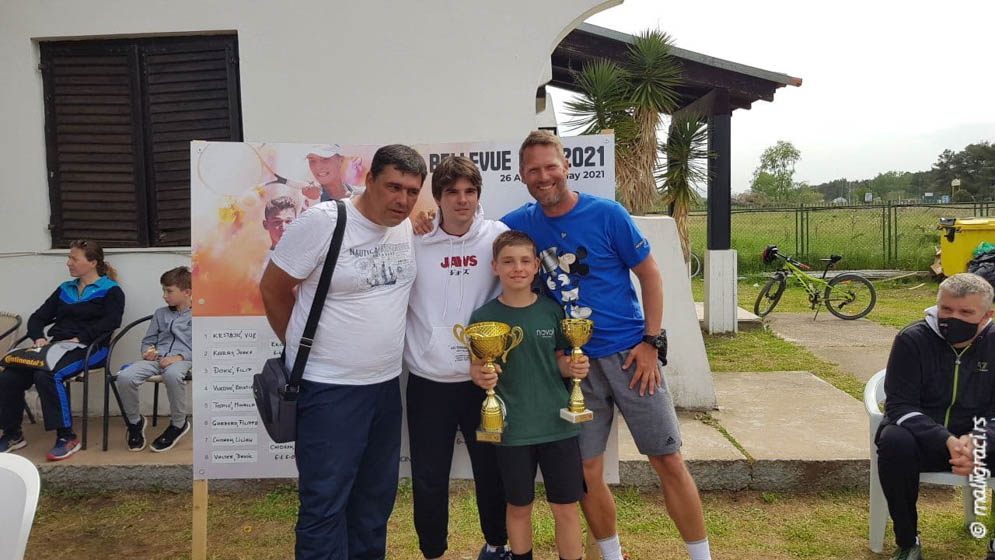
[0,313,21,351]
[0,314,32,423]
[10,330,112,450]
[102,315,192,451]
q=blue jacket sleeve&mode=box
[78,286,125,346]
[26,287,61,340]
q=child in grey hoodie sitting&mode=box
[115,266,193,452]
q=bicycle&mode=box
[753,245,877,320]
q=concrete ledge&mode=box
[37,459,870,492]
[749,459,868,492]
[619,458,868,491]
[40,464,192,491]
[38,465,301,492]
[694,302,762,330]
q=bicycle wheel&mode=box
[689,252,702,278]
[824,273,876,320]
[754,273,787,317]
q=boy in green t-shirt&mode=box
[469,230,589,560]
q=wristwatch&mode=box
[642,330,668,366]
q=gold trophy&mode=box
[560,318,594,423]
[453,321,524,442]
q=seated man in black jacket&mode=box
[879,272,995,560]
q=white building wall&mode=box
[0,0,620,413]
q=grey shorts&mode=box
[579,349,682,460]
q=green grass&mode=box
[681,205,978,274]
[692,275,938,330]
[703,326,865,400]
[29,485,994,559]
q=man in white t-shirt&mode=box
[260,144,426,560]
[403,156,510,560]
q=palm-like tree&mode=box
[563,60,639,204]
[627,30,682,214]
[564,29,682,215]
[660,112,710,264]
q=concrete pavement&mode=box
[767,313,899,383]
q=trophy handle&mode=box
[502,326,524,363]
[453,324,477,361]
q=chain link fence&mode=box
[685,202,995,274]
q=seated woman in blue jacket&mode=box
[0,239,124,460]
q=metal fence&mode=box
[686,202,995,274]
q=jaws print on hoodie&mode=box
[403,205,509,382]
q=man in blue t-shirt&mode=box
[500,131,711,560]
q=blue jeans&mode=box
[294,377,401,560]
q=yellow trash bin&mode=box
[939,218,995,275]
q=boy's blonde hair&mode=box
[492,230,537,260]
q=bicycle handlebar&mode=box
[770,249,811,271]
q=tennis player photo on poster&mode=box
[190,136,618,480]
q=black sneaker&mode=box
[891,543,923,560]
[0,432,26,453]
[150,421,189,453]
[126,416,147,452]
[986,537,995,560]
[477,544,511,560]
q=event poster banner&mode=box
[191,136,618,480]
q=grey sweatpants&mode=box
[115,360,190,428]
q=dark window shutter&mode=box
[141,36,242,246]
[41,35,242,248]
[41,43,147,247]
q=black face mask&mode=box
[938,317,980,344]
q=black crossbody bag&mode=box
[253,200,346,443]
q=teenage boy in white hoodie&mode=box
[404,156,511,560]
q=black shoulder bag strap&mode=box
[283,199,346,399]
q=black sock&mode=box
[56,428,74,439]
[511,551,533,560]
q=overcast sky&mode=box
[551,0,995,193]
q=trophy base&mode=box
[476,429,502,443]
[560,407,594,423]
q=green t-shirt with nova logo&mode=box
[468,295,580,446]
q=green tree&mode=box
[930,142,995,198]
[813,178,849,202]
[565,29,682,214]
[659,112,710,263]
[627,30,682,214]
[868,171,912,199]
[564,60,640,201]
[930,149,957,195]
[787,183,824,204]
[750,141,800,202]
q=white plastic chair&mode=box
[866,369,995,552]
[0,454,41,560]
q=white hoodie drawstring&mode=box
[441,236,453,321]
[457,238,466,314]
